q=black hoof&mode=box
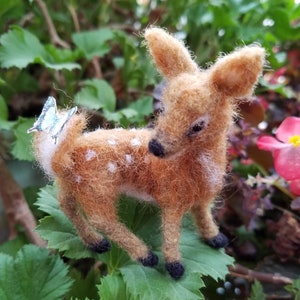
[88,239,111,254]
[205,232,228,249]
[138,251,159,267]
[165,261,185,280]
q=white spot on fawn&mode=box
[107,162,117,173]
[74,175,82,183]
[85,149,97,161]
[144,156,150,164]
[131,137,141,147]
[125,154,133,164]
[108,139,117,146]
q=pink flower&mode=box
[290,179,300,195]
[257,117,300,195]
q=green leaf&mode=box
[128,97,153,117]
[113,31,157,88]
[0,236,27,257]
[124,96,153,125]
[120,265,205,300]
[249,280,266,300]
[0,0,23,17]
[11,117,35,161]
[286,277,300,299]
[0,95,15,130]
[67,269,99,300]
[103,97,153,126]
[102,110,124,123]
[36,58,81,71]
[259,77,295,98]
[0,253,16,299]
[97,274,127,300]
[0,95,8,120]
[74,78,116,111]
[180,229,233,281]
[120,108,138,119]
[0,26,46,69]
[0,26,80,70]
[0,77,6,85]
[45,44,81,64]
[0,120,15,130]
[72,28,115,60]
[0,245,73,300]
[270,8,300,41]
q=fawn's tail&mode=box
[51,114,87,177]
[33,113,86,178]
[29,97,86,178]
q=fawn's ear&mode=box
[209,46,265,98]
[144,27,198,78]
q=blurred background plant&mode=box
[0,0,300,299]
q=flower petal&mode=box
[257,135,288,152]
[290,180,300,196]
[276,117,300,143]
[274,147,300,180]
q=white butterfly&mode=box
[27,96,77,143]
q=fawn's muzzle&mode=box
[148,139,165,158]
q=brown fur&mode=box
[32,27,265,279]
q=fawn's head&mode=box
[145,27,265,159]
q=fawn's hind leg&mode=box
[79,195,158,267]
[161,208,185,280]
[58,191,110,253]
[191,201,228,248]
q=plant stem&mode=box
[229,263,293,285]
[0,157,46,247]
[272,178,296,200]
[34,0,70,48]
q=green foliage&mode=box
[72,28,115,60]
[11,117,35,161]
[0,236,27,257]
[0,95,15,130]
[119,266,205,300]
[74,78,116,111]
[249,280,266,300]
[286,278,300,300]
[36,185,233,299]
[103,96,153,126]
[0,95,8,120]
[97,274,128,300]
[0,26,80,70]
[162,0,299,68]
[67,269,100,300]
[0,244,73,300]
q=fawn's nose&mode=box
[148,139,165,158]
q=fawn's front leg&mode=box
[191,201,228,248]
[161,208,185,280]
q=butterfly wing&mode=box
[27,96,78,143]
[27,96,58,133]
[50,106,78,143]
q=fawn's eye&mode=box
[187,115,210,137]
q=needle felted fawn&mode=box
[28,27,265,280]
